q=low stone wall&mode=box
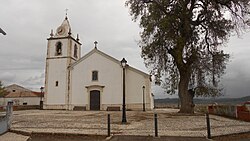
[13,105,40,111]
[208,105,250,122]
[237,105,250,122]
[208,105,237,118]
[1,105,39,112]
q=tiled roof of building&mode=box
[4,84,42,98]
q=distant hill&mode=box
[154,96,250,105]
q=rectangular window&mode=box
[92,71,98,81]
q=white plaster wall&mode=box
[71,52,123,106]
[126,67,152,109]
[70,50,153,110]
[46,38,68,105]
[46,58,68,104]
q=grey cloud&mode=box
[0,72,16,85]
[19,72,45,92]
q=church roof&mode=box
[69,48,150,77]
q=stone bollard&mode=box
[107,114,111,137]
[154,113,158,137]
[6,101,13,130]
[206,113,211,139]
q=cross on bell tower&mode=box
[65,8,69,19]
[94,41,98,49]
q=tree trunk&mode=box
[178,71,195,114]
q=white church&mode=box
[43,16,154,111]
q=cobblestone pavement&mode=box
[9,109,250,137]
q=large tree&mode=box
[126,0,250,113]
[0,81,7,97]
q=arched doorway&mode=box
[90,90,100,110]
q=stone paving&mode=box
[7,109,250,137]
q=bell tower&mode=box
[44,16,81,110]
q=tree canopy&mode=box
[126,0,250,113]
[0,81,7,97]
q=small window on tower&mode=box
[74,44,78,58]
[92,71,98,81]
[55,42,62,56]
[55,81,59,87]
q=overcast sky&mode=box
[0,0,250,98]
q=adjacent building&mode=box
[0,84,41,106]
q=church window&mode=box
[92,71,98,81]
[74,44,78,58]
[55,42,62,56]
[55,81,59,87]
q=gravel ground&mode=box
[9,109,250,137]
[0,132,29,141]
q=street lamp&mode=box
[142,86,146,112]
[0,28,6,35]
[121,58,127,123]
[40,86,44,110]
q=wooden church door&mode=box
[90,90,100,110]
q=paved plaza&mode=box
[8,109,250,138]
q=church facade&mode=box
[43,17,154,111]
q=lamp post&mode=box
[40,86,44,110]
[142,86,146,111]
[121,58,127,123]
[0,28,6,35]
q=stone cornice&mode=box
[47,36,82,45]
